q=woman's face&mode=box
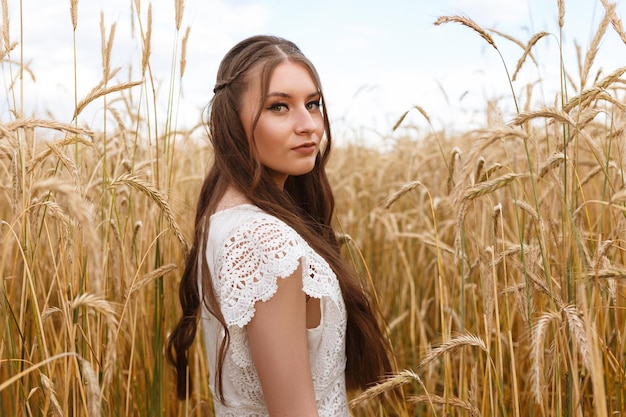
[239,60,324,188]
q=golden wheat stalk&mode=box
[505,254,563,308]
[100,14,117,79]
[109,173,189,250]
[395,231,456,255]
[447,147,460,194]
[600,0,626,44]
[581,7,611,87]
[562,305,593,371]
[69,0,78,31]
[73,81,141,119]
[418,333,488,370]
[349,369,422,407]
[392,105,431,131]
[579,161,617,188]
[32,200,71,232]
[31,178,102,292]
[2,0,10,52]
[538,152,565,177]
[126,263,178,298]
[488,27,525,50]
[463,173,528,201]
[0,118,95,140]
[434,15,497,50]
[587,268,626,279]
[593,239,614,269]
[382,180,424,209]
[509,107,576,127]
[473,157,485,184]
[0,352,81,392]
[406,394,480,416]
[512,32,549,81]
[40,373,63,417]
[27,136,99,177]
[175,0,184,30]
[142,4,152,73]
[564,86,605,112]
[513,199,541,224]
[79,358,101,417]
[531,309,561,404]
[594,65,626,90]
[47,141,83,191]
[479,163,504,183]
[69,293,120,327]
[180,26,191,77]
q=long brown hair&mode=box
[166,35,392,401]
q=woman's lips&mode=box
[292,142,317,154]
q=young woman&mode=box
[166,35,392,416]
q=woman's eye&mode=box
[268,103,288,112]
[306,100,321,111]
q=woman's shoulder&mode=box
[209,203,295,240]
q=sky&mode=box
[3,0,626,144]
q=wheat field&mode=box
[2,1,626,416]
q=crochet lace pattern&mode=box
[201,206,350,416]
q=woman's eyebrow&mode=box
[266,91,320,99]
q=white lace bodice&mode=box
[199,204,349,416]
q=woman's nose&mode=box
[294,106,318,134]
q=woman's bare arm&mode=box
[246,262,319,417]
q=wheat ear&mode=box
[434,15,497,49]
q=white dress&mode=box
[200,204,350,416]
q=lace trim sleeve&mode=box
[215,214,307,328]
